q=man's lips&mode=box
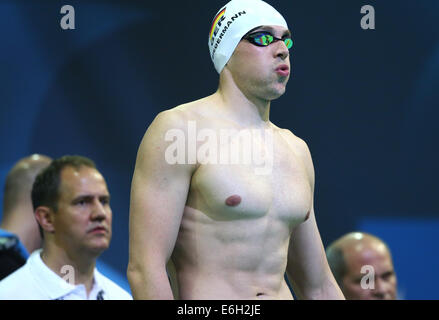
[275,64,290,76]
[87,226,108,234]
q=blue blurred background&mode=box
[0,0,438,299]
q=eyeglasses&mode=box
[242,31,293,49]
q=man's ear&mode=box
[35,206,55,234]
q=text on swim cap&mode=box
[211,11,247,59]
[210,8,226,41]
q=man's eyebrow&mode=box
[72,194,110,202]
[72,195,93,203]
[283,29,292,37]
[100,194,111,201]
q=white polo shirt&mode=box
[0,250,132,300]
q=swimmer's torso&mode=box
[167,100,313,299]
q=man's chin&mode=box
[87,240,110,255]
[266,87,286,101]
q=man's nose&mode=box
[274,40,289,60]
[91,199,107,220]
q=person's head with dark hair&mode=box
[326,232,397,300]
[32,155,112,265]
[31,155,96,214]
[0,155,131,299]
[1,154,52,253]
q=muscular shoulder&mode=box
[149,98,210,134]
[278,128,315,185]
[135,102,206,172]
[278,129,312,162]
[149,107,189,134]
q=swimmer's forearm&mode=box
[127,265,174,300]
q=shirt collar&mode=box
[28,249,105,300]
[89,270,106,299]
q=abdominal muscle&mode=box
[168,205,295,300]
[170,269,294,300]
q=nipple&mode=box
[225,195,242,207]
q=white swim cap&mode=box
[208,0,288,74]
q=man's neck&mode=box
[41,243,97,295]
[216,77,271,128]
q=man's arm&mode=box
[127,110,195,300]
[285,137,344,300]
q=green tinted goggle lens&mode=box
[255,34,274,45]
[249,32,293,49]
[284,38,293,49]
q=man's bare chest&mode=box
[186,132,312,226]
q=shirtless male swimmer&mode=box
[128,0,345,300]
